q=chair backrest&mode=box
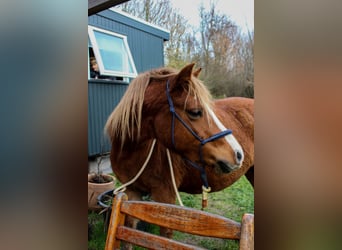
[105,192,254,250]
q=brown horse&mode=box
[105,63,254,237]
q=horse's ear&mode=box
[193,67,202,78]
[176,63,195,82]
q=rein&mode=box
[113,139,157,195]
[113,138,184,206]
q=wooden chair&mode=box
[105,192,254,250]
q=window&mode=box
[88,25,137,79]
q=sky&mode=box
[169,0,254,34]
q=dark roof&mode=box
[88,0,129,16]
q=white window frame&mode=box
[88,25,137,78]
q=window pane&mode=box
[88,25,137,78]
[93,30,134,74]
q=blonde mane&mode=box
[105,66,213,147]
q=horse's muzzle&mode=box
[215,160,239,173]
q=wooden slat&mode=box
[239,213,254,250]
[104,192,127,250]
[117,226,205,250]
[88,0,129,16]
[120,201,241,239]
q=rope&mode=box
[113,139,157,195]
[166,148,184,206]
[201,185,211,209]
[112,138,184,207]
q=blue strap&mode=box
[201,130,232,145]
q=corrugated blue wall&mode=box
[88,80,128,156]
[88,10,169,156]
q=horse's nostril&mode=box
[217,160,231,173]
[236,151,242,161]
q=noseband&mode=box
[166,80,232,189]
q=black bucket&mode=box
[97,189,115,232]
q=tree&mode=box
[118,0,189,67]
[199,3,238,67]
[117,0,254,98]
[120,0,171,25]
[197,2,246,97]
[196,1,254,98]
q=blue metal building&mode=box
[88,8,169,157]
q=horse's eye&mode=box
[186,109,203,120]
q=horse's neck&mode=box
[119,138,185,168]
[213,97,254,165]
[213,98,254,136]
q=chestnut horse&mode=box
[105,63,254,238]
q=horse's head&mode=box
[105,63,244,174]
[150,63,244,173]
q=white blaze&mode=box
[207,106,244,167]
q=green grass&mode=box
[88,176,254,249]
[88,212,106,250]
[173,176,254,249]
